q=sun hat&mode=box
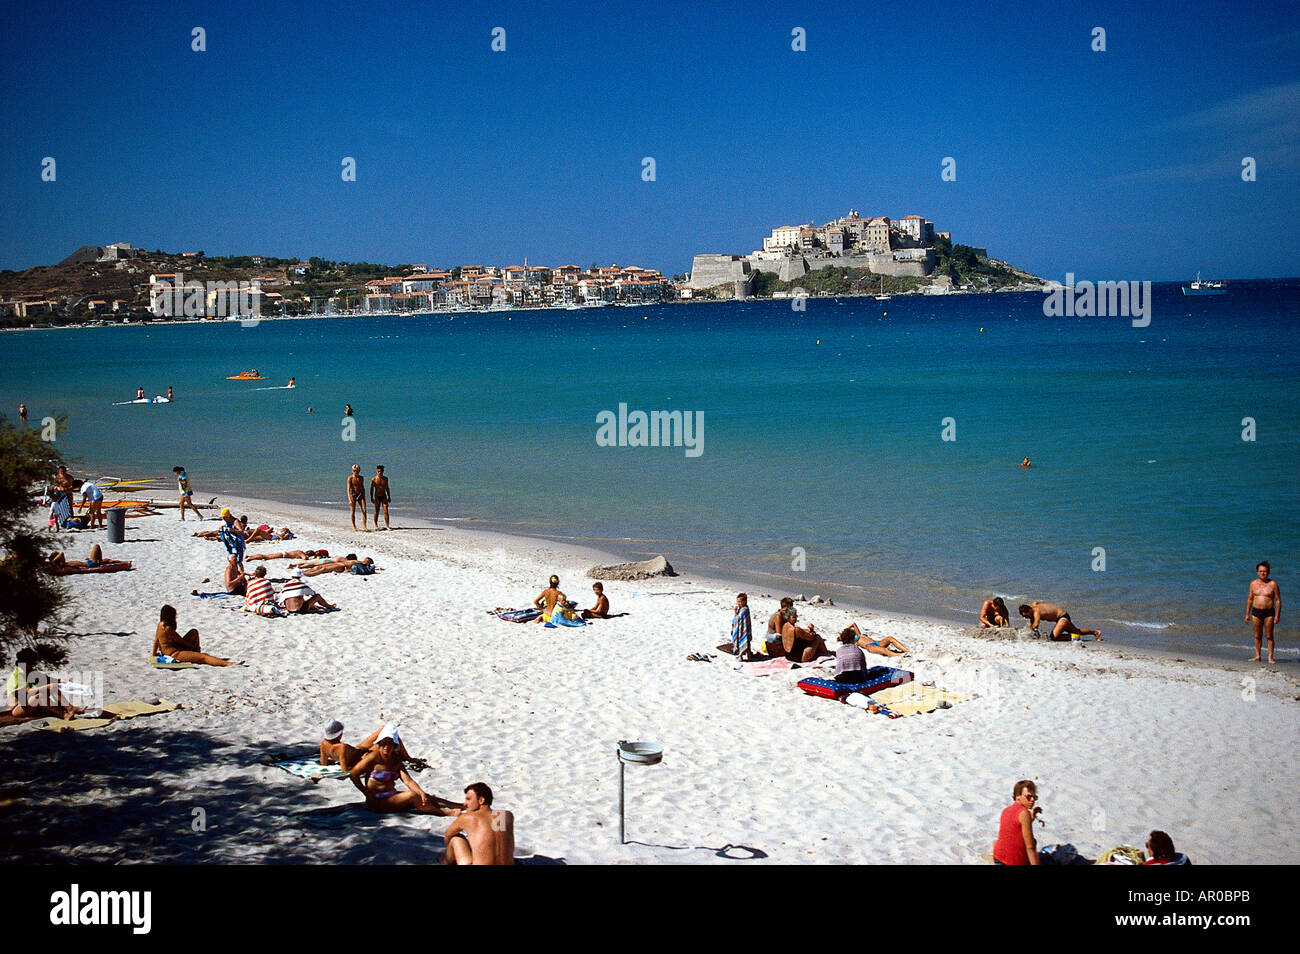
[322,719,344,741]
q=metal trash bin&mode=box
[106,507,125,544]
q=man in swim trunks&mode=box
[18,403,26,425]
[1018,601,1102,641]
[347,464,368,531]
[781,609,829,663]
[370,465,391,530]
[173,466,203,521]
[1246,560,1280,665]
[442,782,515,865]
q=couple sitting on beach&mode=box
[320,721,514,864]
[734,595,909,664]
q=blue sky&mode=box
[1,0,1296,280]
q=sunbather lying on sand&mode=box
[841,622,910,657]
[320,719,410,770]
[288,554,374,577]
[442,782,514,865]
[781,609,830,663]
[349,726,460,815]
[244,525,293,543]
[153,604,242,666]
[7,648,84,719]
[47,544,104,570]
[246,549,329,561]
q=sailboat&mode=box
[874,276,891,301]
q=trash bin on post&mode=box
[106,507,125,544]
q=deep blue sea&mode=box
[4,281,1297,661]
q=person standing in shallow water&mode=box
[347,464,368,532]
[370,465,391,530]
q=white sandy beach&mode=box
[2,494,1297,865]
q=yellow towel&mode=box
[33,699,179,733]
[870,683,970,717]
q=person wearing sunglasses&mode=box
[992,779,1042,865]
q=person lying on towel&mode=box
[841,622,910,658]
[47,544,104,570]
[7,648,84,720]
[288,554,374,577]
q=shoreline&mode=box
[5,480,1297,864]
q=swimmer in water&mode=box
[1020,457,1032,468]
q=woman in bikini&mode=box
[349,727,459,815]
[532,575,568,623]
[841,622,910,657]
[48,544,104,570]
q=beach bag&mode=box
[350,562,375,575]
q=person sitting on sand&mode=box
[1018,601,1102,641]
[47,544,104,570]
[833,628,871,683]
[992,779,1041,865]
[781,608,829,663]
[730,592,753,660]
[979,597,1011,628]
[533,575,567,623]
[1144,830,1191,866]
[289,554,374,577]
[280,571,337,613]
[349,725,459,815]
[320,720,410,771]
[223,554,247,595]
[582,582,611,620]
[442,782,515,866]
[244,524,293,543]
[763,597,794,655]
[7,648,84,719]
[153,604,241,666]
[841,621,910,658]
[243,566,284,616]
[245,549,328,561]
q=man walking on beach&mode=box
[370,465,391,531]
[1018,601,1101,641]
[174,466,203,521]
[1246,561,1280,665]
[442,782,514,865]
[347,464,368,531]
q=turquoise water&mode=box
[4,281,1298,660]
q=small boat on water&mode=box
[1182,272,1227,296]
[874,276,891,301]
[227,370,267,380]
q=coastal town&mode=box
[0,213,1041,326]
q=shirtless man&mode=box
[347,464,368,531]
[223,554,247,595]
[245,549,327,561]
[370,465,391,530]
[764,597,794,655]
[781,609,830,663]
[979,596,1011,627]
[173,466,203,521]
[581,582,610,619]
[442,782,514,866]
[1018,601,1102,641]
[1246,561,1280,665]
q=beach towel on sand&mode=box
[867,682,970,717]
[151,656,198,670]
[31,699,179,733]
[495,608,541,623]
[50,560,133,576]
[736,654,831,676]
[267,756,350,782]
